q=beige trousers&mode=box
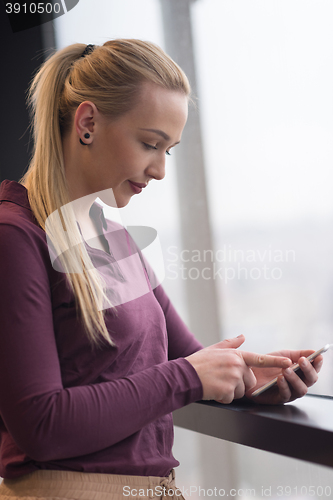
[0,469,185,500]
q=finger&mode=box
[313,355,324,373]
[276,375,292,403]
[218,391,235,405]
[268,349,316,362]
[234,380,246,400]
[297,357,319,387]
[287,350,315,363]
[284,366,308,396]
[242,351,292,369]
[210,335,245,351]
[243,367,257,392]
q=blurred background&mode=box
[2,0,333,497]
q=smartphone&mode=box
[251,344,332,398]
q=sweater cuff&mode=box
[170,357,203,404]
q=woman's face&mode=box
[73,82,188,208]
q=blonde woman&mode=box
[0,40,322,500]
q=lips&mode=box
[129,181,147,188]
[128,180,147,194]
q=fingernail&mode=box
[237,334,244,338]
[285,368,292,375]
[282,359,291,368]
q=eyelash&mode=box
[143,143,172,156]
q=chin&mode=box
[114,196,131,209]
[100,190,131,209]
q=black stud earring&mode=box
[80,133,90,146]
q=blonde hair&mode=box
[19,39,190,346]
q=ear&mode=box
[74,101,99,143]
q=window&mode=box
[55,0,333,493]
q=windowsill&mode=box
[173,394,333,468]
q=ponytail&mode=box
[20,40,190,346]
[21,44,115,347]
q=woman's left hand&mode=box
[245,349,324,404]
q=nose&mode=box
[146,153,166,181]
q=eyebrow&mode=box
[139,128,171,141]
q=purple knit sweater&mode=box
[0,180,203,479]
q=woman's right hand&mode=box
[185,335,292,404]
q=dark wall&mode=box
[0,5,55,182]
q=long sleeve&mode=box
[0,211,203,477]
[153,285,204,360]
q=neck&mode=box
[62,130,95,223]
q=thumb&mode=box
[208,334,245,350]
